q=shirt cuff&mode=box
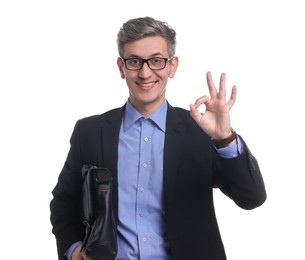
[214,136,244,158]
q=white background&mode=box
[1,0,304,259]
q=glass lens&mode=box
[148,58,166,69]
[126,58,142,69]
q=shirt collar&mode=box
[123,100,167,132]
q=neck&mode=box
[129,99,165,117]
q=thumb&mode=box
[189,104,203,124]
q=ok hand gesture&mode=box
[190,71,237,140]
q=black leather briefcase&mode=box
[81,165,117,260]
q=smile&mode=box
[137,81,157,89]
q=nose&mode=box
[138,61,153,78]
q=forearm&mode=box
[213,136,267,209]
[50,191,84,259]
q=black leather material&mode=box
[81,165,117,260]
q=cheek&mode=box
[125,73,135,83]
[125,78,136,92]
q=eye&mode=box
[128,59,141,65]
[150,58,163,64]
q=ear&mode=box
[117,57,125,79]
[169,56,179,78]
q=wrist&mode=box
[211,128,237,148]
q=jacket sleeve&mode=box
[50,120,84,259]
[213,136,267,210]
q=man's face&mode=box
[117,36,178,115]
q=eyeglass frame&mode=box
[120,57,173,71]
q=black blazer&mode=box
[50,103,266,260]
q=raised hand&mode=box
[189,71,237,140]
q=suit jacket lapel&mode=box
[163,105,186,205]
[100,105,125,220]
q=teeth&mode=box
[140,82,155,87]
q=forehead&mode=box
[123,36,169,58]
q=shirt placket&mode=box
[136,118,153,259]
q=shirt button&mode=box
[139,212,143,217]
[142,237,147,242]
[144,137,148,142]
[142,163,147,168]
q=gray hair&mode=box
[117,16,177,58]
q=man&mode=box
[50,16,267,260]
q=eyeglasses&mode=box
[121,57,173,71]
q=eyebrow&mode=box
[126,52,165,59]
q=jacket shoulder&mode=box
[78,107,124,125]
[71,106,124,132]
